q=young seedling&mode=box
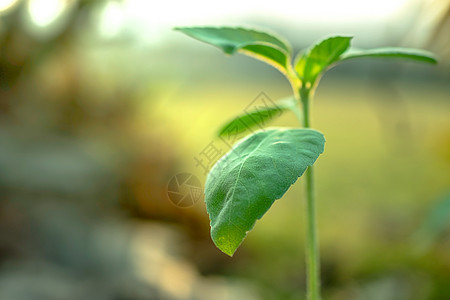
[175,26,437,299]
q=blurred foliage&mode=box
[0,1,449,300]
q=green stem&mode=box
[300,87,321,300]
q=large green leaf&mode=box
[174,26,291,73]
[341,47,437,64]
[205,128,325,256]
[295,36,352,85]
[217,97,297,137]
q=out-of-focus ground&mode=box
[0,1,449,299]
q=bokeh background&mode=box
[0,0,449,299]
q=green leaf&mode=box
[217,97,297,137]
[174,26,291,74]
[295,36,352,85]
[205,128,325,256]
[341,47,437,64]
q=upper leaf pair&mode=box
[175,26,437,87]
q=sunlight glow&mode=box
[274,0,411,23]
[0,0,18,13]
[120,0,411,26]
[99,1,125,38]
[27,0,67,27]
[114,0,412,42]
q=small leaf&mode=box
[174,26,291,73]
[295,36,352,84]
[205,128,325,256]
[217,97,297,137]
[341,47,437,64]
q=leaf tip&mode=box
[215,239,238,257]
[428,55,438,64]
[222,249,235,257]
[217,128,227,138]
[173,26,188,32]
[212,229,242,257]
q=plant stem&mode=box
[300,88,310,128]
[300,87,321,300]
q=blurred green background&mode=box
[0,0,449,299]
